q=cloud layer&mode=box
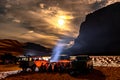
[0,0,119,48]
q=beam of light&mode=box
[50,40,66,62]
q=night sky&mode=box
[0,0,119,48]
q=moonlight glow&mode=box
[58,19,64,26]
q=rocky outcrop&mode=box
[71,2,120,55]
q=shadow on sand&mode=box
[2,69,106,80]
[73,69,106,80]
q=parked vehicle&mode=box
[69,55,93,75]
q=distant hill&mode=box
[0,39,51,56]
[23,42,52,56]
[0,39,24,55]
[70,2,120,55]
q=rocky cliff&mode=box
[71,2,120,55]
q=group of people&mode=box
[39,62,71,73]
[19,60,71,73]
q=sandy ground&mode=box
[0,64,20,72]
[0,56,120,80]
[0,67,119,80]
[91,56,120,67]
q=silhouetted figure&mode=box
[40,63,46,72]
[39,63,44,72]
[45,63,49,72]
[66,63,71,73]
[47,63,52,73]
[59,63,65,73]
[42,64,46,72]
[54,63,58,72]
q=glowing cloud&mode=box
[0,0,119,48]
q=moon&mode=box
[58,19,65,26]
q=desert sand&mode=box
[0,56,120,80]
